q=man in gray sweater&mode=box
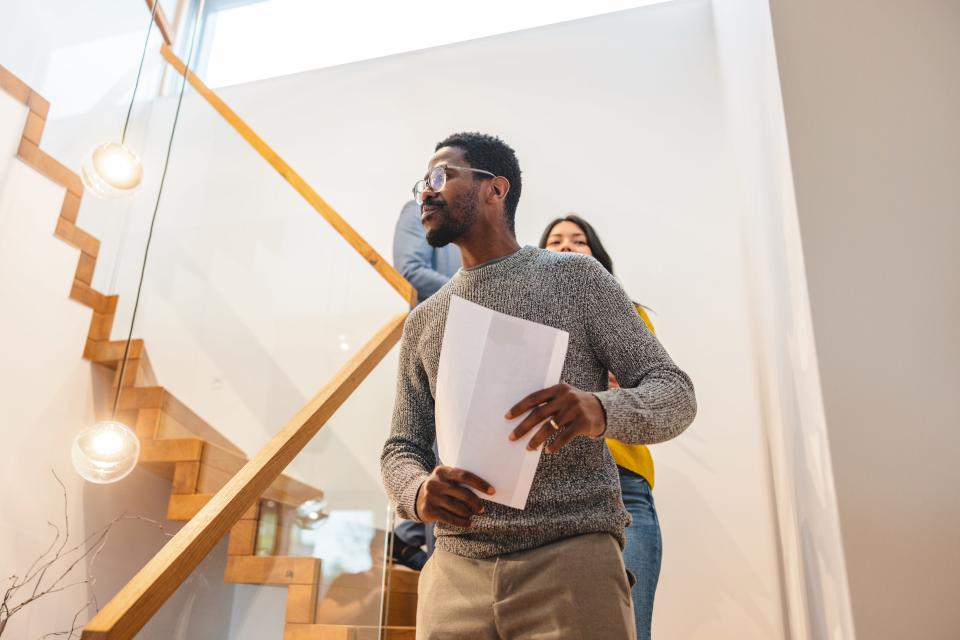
[380,132,696,639]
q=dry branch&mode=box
[0,471,174,639]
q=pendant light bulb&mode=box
[71,420,140,484]
[81,142,144,199]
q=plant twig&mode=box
[0,471,176,639]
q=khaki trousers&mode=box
[416,533,636,640]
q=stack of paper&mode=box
[435,296,570,510]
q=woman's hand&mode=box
[506,383,607,453]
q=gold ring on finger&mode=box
[549,418,562,431]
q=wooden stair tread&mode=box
[164,461,322,520]
[197,440,321,506]
[85,338,145,364]
[318,564,418,593]
[387,566,419,594]
[122,385,324,510]
[139,437,204,463]
[167,493,260,521]
[284,625,415,640]
[69,280,117,314]
[222,557,418,590]
[118,386,245,457]
[225,555,321,585]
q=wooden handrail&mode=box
[81,312,407,640]
[159,44,418,307]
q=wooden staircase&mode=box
[1,63,418,639]
[86,324,421,639]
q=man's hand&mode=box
[506,383,607,453]
[416,466,495,528]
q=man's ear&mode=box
[488,176,510,203]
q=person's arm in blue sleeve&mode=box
[393,201,450,304]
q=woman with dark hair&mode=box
[540,214,662,640]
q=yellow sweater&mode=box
[605,305,656,488]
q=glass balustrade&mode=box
[1,3,414,638]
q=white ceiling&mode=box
[200,0,674,87]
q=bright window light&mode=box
[200,0,673,87]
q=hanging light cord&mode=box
[112,0,206,418]
[121,0,162,145]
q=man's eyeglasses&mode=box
[413,164,496,205]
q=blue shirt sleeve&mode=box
[392,200,453,304]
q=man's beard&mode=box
[425,185,479,248]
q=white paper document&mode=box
[435,296,570,510]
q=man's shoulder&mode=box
[524,247,607,280]
[405,284,453,330]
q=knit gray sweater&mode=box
[380,246,696,558]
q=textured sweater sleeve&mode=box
[582,261,697,444]
[380,313,437,521]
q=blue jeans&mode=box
[619,466,662,640]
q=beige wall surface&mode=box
[768,1,960,638]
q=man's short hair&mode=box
[435,132,522,232]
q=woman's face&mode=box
[544,220,593,257]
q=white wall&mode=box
[0,0,186,313]
[2,0,880,636]
[768,1,960,638]
[91,1,806,636]
[0,90,235,639]
[710,2,856,638]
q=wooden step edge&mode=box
[60,190,81,224]
[22,110,43,145]
[54,216,100,257]
[139,437,204,464]
[166,493,214,521]
[386,566,420,595]
[114,357,143,389]
[166,493,259,521]
[17,137,83,195]
[117,386,167,411]
[224,555,321,586]
[75,251,96,285]
[87,310,115,342]
[84,338,145,366]
[0,65,33,107]
[227,518,258,556]
[171,460,202,495]
[285,584,318,624]
[69,280,117,314]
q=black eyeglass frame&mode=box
[413,164,497,205]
